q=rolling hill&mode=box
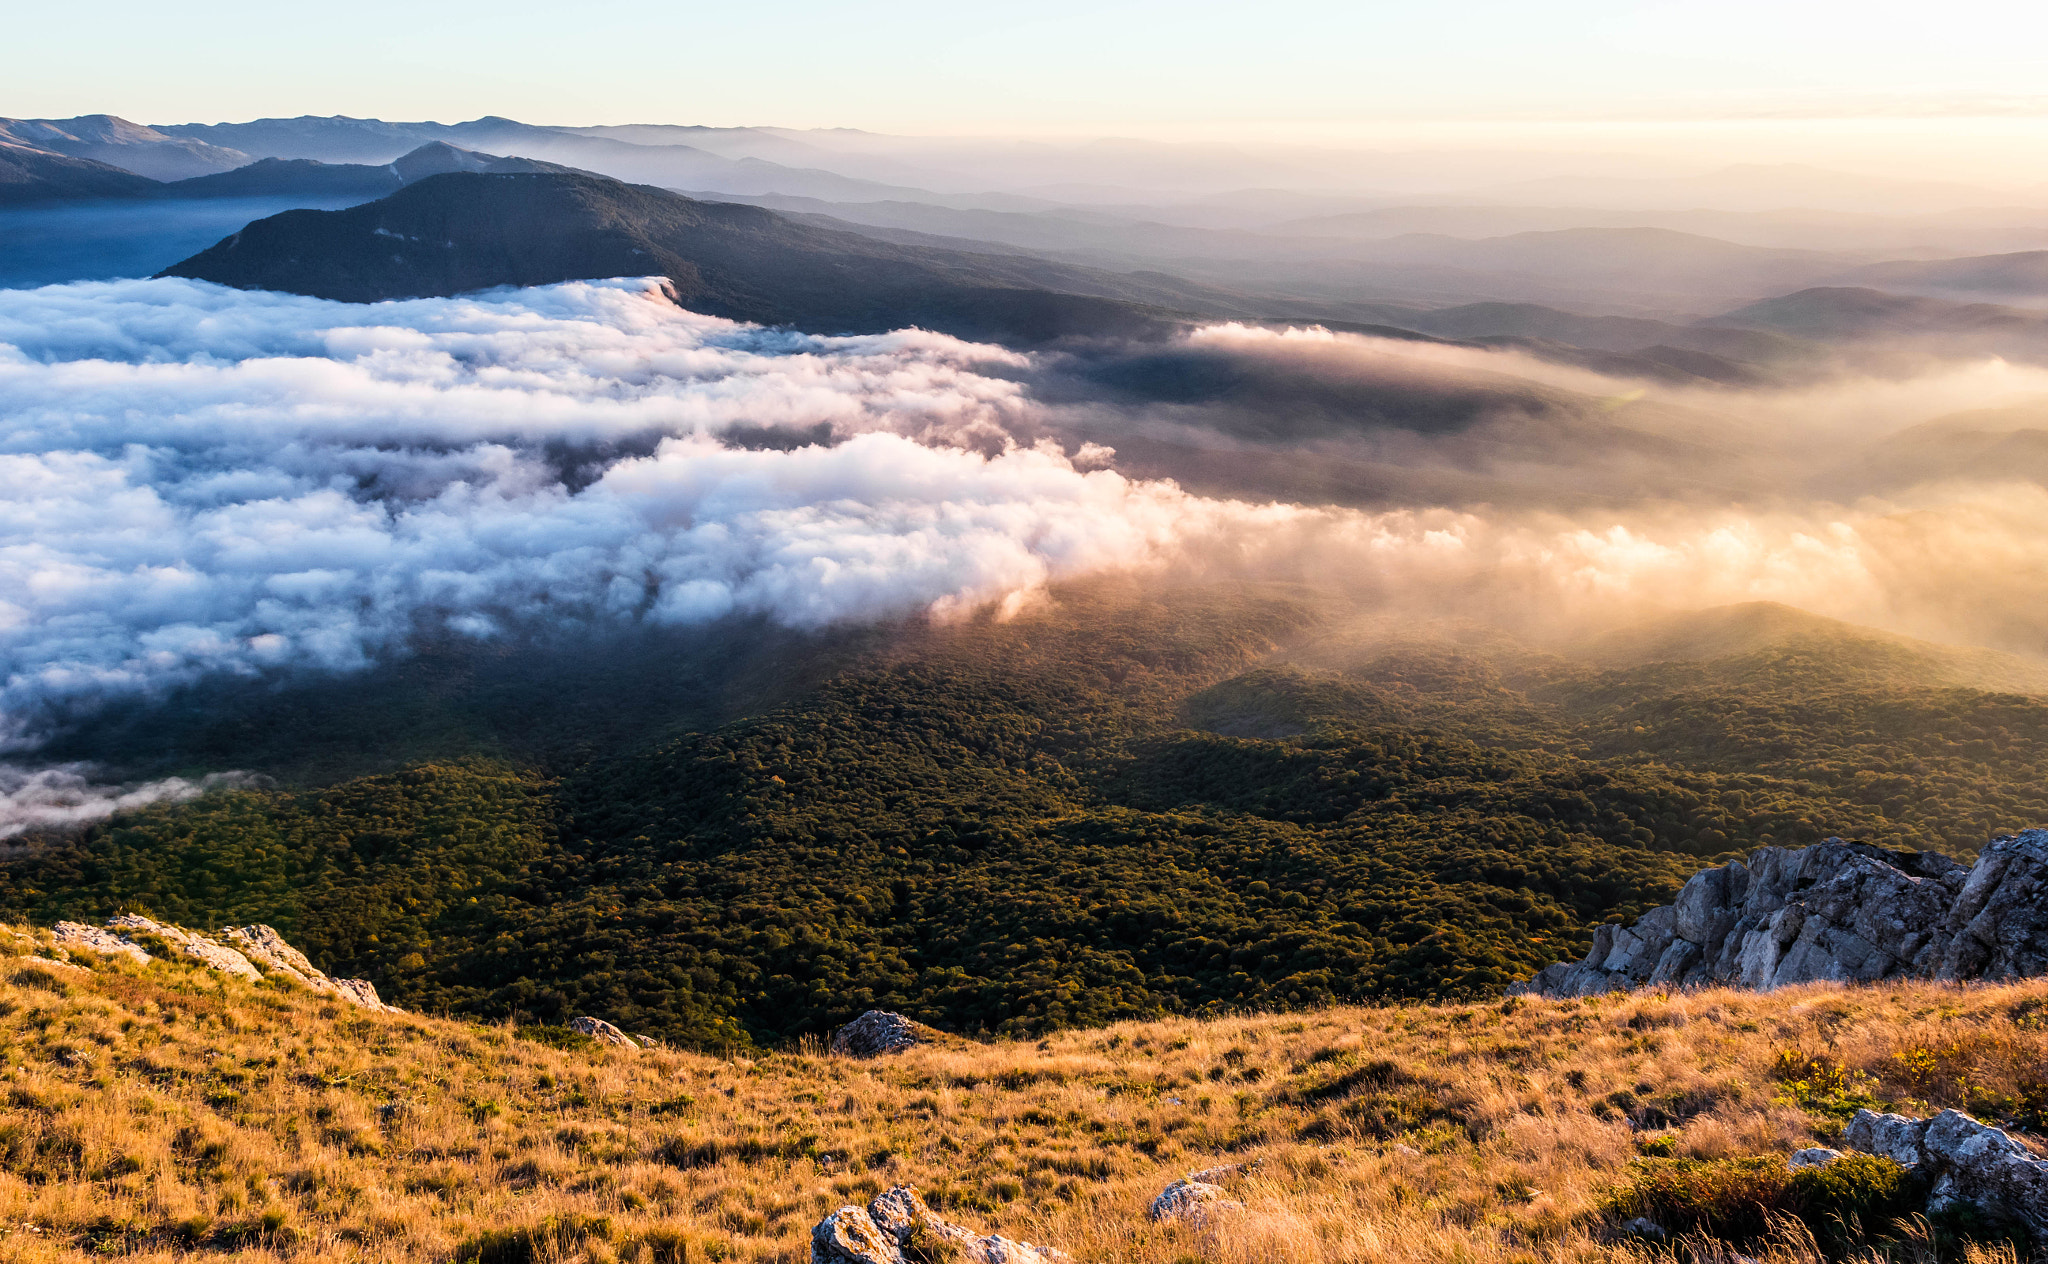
[1839,249,2048,300]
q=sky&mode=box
[11,0,2048,146]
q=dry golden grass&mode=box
[0,923,2042,1264]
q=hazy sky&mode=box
[12,0,2048,153]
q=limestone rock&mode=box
[109,913,262,981]
[1844,1109,1929,1167]
[328,978,400,1013]
[830,1010,924,1057]
[218,923,401,1012]
[812,1185,1065,1264]
[50,921,150,965]
[1937,829,2048,981]
[1511,832,2048,997]
[220,924,322,986]
[569,1016,639,1048]
[1788,1147,1842,1170]
[1845,1108,2048,1236]
[44,917,400,1012]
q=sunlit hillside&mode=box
[0,925,2041,1263]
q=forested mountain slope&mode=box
[5,586,2045,1048]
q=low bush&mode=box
[1606,1152,1922,1251]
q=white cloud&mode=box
[5,272,2048,795]
[0,764,256,839]
[0,276,1313,746]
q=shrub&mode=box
[1789,1152,1923,1248]
[1607,1156,1793,1240]
[1606,1153,1921,1250]
[1771,1050,1888,1122]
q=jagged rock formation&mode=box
[812,1185,1065,1264]
[47,916,398,1012]
[569,1016,639,1048]
[1512,830,2048,996]
[1844,1108,2048,1236]
[1150,1162,1256,1223]
[829,1010,929,1057]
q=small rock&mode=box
[1149,1179,1242,1224]
[1391,1143,1422,1156]
[830,1010,925,1057]
[1621,1218,1669,1241]
[812,1205,901,1264]
[814,1186,1065,1264]
[1788,1147,1843,1170]
[569,1016,638,1048]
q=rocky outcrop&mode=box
[830,1010,929,1057]
[569,1016,638,1048]
[51,921,151,965]
[42,916,398,1012]
[111,914,263,981]
[1843,1108,2048,1236]
[812,1185,1065,1264]
[1512,830,2048,996]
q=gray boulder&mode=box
[1150,1162,1254,1224]
[830,1010,928,1057]
[1511,832,2047,997]
[812,1205,902,1264]
[1844,1108,2048,1236]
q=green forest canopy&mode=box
[6,586,2045,1050]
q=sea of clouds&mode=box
[0,278,1313,767]
[6,275,2048,834]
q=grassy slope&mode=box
[0,930,2041,1263]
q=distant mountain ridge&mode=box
[160,169,1202,344]
[0,114,249,181]
[0,136,585,206]
[154,114,933,203]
